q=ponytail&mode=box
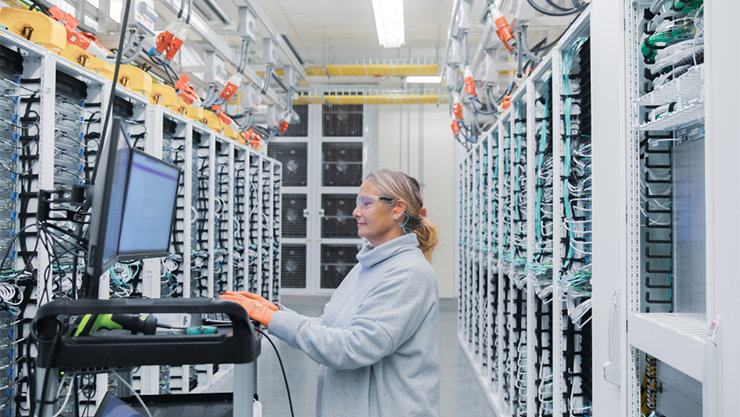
[414,217,439,263]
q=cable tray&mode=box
[637,64,705,107]
[628,313,707,381]
[638,101,704,131]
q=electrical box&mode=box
[237,7,257,44]
[482,50,497,82]
[449,36,464,64]
[456,0,473,31]
[266,105,280,128]
[283,66,297,89]
[204,52,228,87]
[129,0,157,34]
[244,84,261,112]
[262,37,278,67]
[445,64,459,88]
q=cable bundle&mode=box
[247,157,261,293]
[530,79,555,301]
[511,103,528,288]
[191,139,211,298]
[642,0,704,92]
[233,155,247,292]
[213,146,231,296]
[500,126,513,272]
[559,37,593,417]
[162,131,187,298]
[559,37,592,326]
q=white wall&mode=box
[373,103,456,298]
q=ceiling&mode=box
[249,0,454,66]
[146,0,578,94]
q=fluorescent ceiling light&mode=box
[372,0,405,48]
[406,76,442,83]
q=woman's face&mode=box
[353,181,405,247]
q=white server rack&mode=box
[619,1,712,416]
[460,2,738,416]
[0,25,283,415]
[456,9,592,417]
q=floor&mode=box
[255,295,495,417]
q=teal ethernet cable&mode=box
[511,103,524,262]
[561,37,587,274]
[535,80,551,263]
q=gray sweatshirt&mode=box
[268,233,440,417]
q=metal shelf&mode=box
[628,313,707,381]
[638,101,704,131]
[637,64,705,106]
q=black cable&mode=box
[526,0,586,16]
[34,318,63,417]
[185,0,194,24]
[92,0,133,183]
[177,0,186,19]
[255,329,294,417]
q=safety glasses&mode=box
[355,194,395,210]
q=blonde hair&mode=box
[365,169,439,262]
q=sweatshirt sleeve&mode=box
[268,264,434,370]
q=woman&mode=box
[222,169,440,417]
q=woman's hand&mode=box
[220,292,276,327]
[223,291,280,311]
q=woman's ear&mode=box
[393,200,408,219]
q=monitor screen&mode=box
[101,135,130,268]
[86,118,131,295]
[85,118,181,298]
[117,150,180,257]
[94,392,144,417]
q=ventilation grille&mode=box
[267,141,308,186]
[322,142,363,186]
[282,104,308,137]
[322,103,363,137]
[321,194,357,238]
[321,244,361,289]
[281,244,306,288]
[282,194,307,238]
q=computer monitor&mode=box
[86,118,131,296]
[117,150,180,259]
[85,118,181,298]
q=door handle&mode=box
[603,286,621,386]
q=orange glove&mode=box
[223,291,279,311]
[220,293,276,327]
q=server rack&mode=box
[0,26,283,415]
[622,1,709,416]
[460,2,737,416]
[456,10,593,417]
